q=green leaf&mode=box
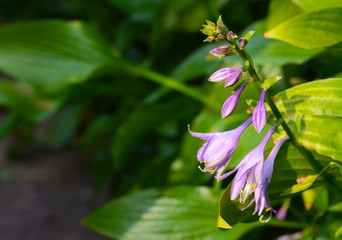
[83,186,258,240]
[265,8,342,49]
[262,76,282,89]
[111,97,199,165]
[281,163,338,196]
[274,78,342,160]
[0,20,116,92]
[266,0,304,30]
[268,142,333,198]
[292,0,342,12]
[39,104,84,148]
[219,182,257,227]
[0,81,58,121]
[243,31,255,42]
[247,35,321,65]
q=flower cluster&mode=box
[189,17,289,219]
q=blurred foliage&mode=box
[0,0,342,239]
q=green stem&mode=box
[119,61,221,112]
[231,41,342,194]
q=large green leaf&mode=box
[265,8,342,49]
[274,78,342,160]
[0,20,116,92]
[266,0,303,30]
[83,186,258,240]
[292,0,342,12]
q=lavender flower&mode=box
[188,117,252,179]
[221,80,249,118]
[252,136,289,216]
[253,88,267,133]
[216,125,277,208]
[209,66,243,87]
[210,45,230,58]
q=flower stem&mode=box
[231,41,342,194]
[118,60,221,112]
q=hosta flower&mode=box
[188,117,252,179]
[221,80,249,118]
[253,136,289,216]
[216,125,277,207]
[253,88,267,133]
[210,45,230,58]
[209,66,243,87]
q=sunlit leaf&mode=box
[265,8,342,49]
[274,78,342,160]
[292,0,342,12]
[266,0,304,29]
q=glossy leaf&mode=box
[0,20,116,92]
[274,78,342,160]
[83,186,257,240]
[265,8,342,49]
[292,0,342,12]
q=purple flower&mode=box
[252,136,289,216]
[239,37,248,48]
[210,45,230,58]
[253,88,267,133]
[216,125,277,209]
[221,80,249,118]
[209,66,243,87]
[188,117,252,179]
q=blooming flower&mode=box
[253,88,267,133]
[221,80,249,118]
[210,45,230,58]
[188,117,252,179]
[216,125,277,209]
[253,136,289,216]
[209,66,243,87]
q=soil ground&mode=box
[0,141,109,240]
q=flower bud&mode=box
[239,37,248,48]
[215,34,225,42]
[221,80,249,118]
[227,31,236,42]
[209,45,230,58]
[203,36,215,42]
[253,88,267,133]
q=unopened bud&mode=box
[227,31,236,42]
[239,37,248,48]
[215,34,225,42]
[203,36,215,42]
